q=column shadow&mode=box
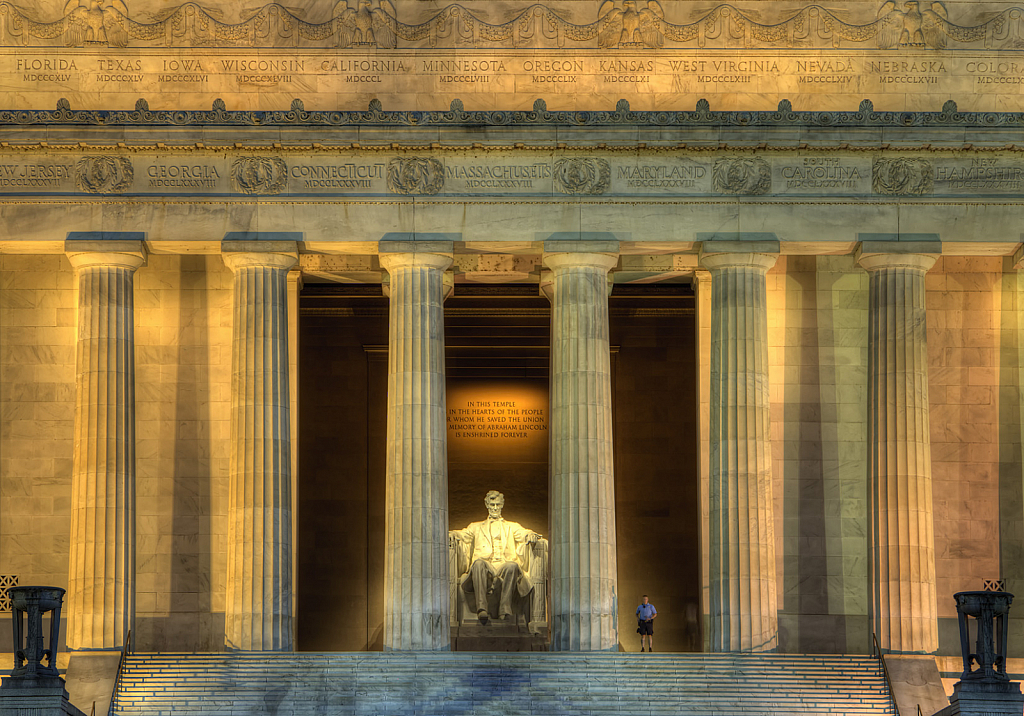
[170,255,214,649]
[779,258,835,653]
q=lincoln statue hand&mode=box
[449,490,539,623]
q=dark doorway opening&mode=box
[296,282,700,652]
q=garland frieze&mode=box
[5,97,1024,129]
[1,0,1023,49]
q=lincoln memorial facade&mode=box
[1,0,1024,693]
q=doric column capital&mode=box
[379,252,453,273]
[65,239,146,272]
[856,241,940,273]
[857,252,938,273]
[542,239,619,273]
[699,251,778,273]
[378,240,454,273]
[542,252,618,273]
[222,240,298,272]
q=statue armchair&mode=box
[448,533,548,634]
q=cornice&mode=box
[4,97,1024,131]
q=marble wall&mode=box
[0,254,76,592]
[926,257,1023,652]
[761,254,1023,655]
[0,254,234,651]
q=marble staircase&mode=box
[111,652,896,715]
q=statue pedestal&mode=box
[451,623,549,652]
[0,679,87,716]
[934,688,1024,716]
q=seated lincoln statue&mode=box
[449,490,546,627]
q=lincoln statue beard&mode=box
[450,490,539,623]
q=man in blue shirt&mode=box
[636,595,657,652]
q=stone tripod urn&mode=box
[8,587,66,683]
[933,591,1024,716]
[954,591,1013,687]
[0,586,85,716]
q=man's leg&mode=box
[495,561,521,618]
[468,559,496,617]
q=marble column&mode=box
[222,242,298,651]
[857,245,939,654]
[65,242,146,650]
[699,247,779,652]
[379,242,453,651]
[543,241,619,652]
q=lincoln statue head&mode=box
[484,490,504,520]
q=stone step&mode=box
[111,652,895,716]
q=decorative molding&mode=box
[386,157,444,195]
[872,157,934,195]
[229,156,288,194]
[75,155,133,193]
[0,0,1022,49]
[712,156,771,195]
[553,158,611,195]
[0,575,17,612]
[5,98,1024,130]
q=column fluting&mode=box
[222,248,297,651]
[379,248,453,651]
[700,250,779,652]
[66,246,145,650]
[858,250,939,654]
[544,248,619,652]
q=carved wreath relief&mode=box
[229,157,288,195]
[553,158,611,195]
[872,157,934,195]
[387,158,444,195]
[712,157,771,195]
[75,156,133,194]
[1,0,1022,49]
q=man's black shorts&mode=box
[638,620,654,636]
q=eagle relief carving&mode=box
[332,0,397,48]
[62,0,129,47]
[597,0,665,48]
[875,0,949,48]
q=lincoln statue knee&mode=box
[450,490,538,623]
